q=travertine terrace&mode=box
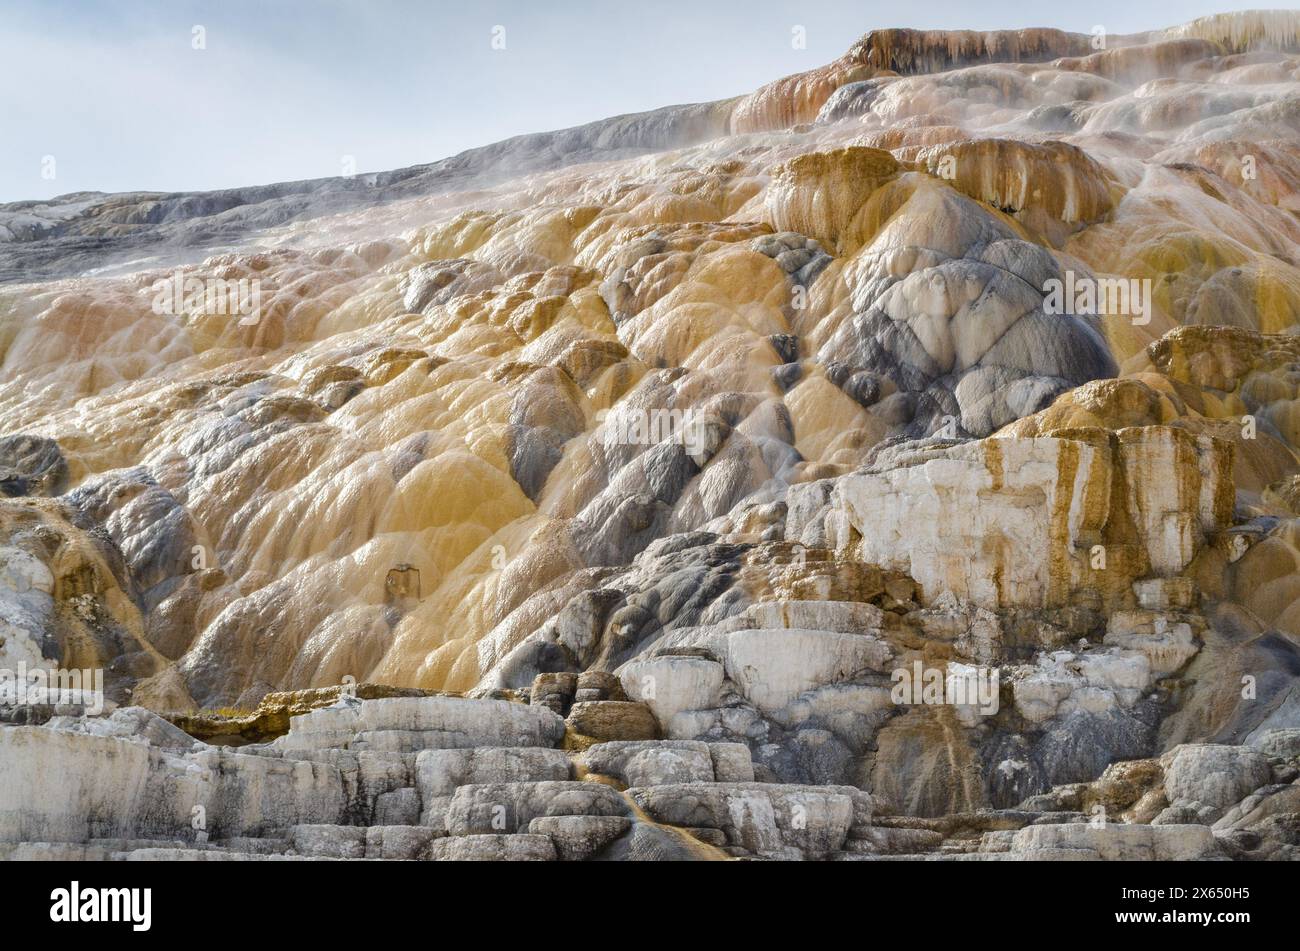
[2,10,1300,862]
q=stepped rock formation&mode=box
[2,10,1300,861]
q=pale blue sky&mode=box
[0,0,1276,201]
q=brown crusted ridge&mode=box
[729,60,875,133]
[915,138,1117,228]
[1051,38,1222,82]
[845,27,1092,75]
[1147,325,1300,392]
[765,146,902,254]
[727,25,1088,133]
[165,682,447,746]
[1158,9,1300,54]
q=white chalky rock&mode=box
[1248,729,1300,760]
[278,697,565,751]
[45,706,197,750]
[796,430,1231,610]
[1011,650,1153,724]
[444,781,630,835]
[428,834,557,861]
[1103,613,1200,677]
[364,824,444,859]
[770,682,895,743]
[1010,823,1222,860]
[0,546,53,595]
[1160,745,1272,811]
[720,600,890,634]
[620,655,725,726]
[290,824,366,859]
[0,546,55,677]
[627,782,863,858]
[814,438,1107,609]
[0,728,180,844]
[373,787,422,825]
[121,849,326,861]
[414,747,572,801]
[722,628,893,714]
[708,742,758,783]
[528,815,632,860]
[580,740,723,786]
[0,727,347,844]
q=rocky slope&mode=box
[2,10,1300,861]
